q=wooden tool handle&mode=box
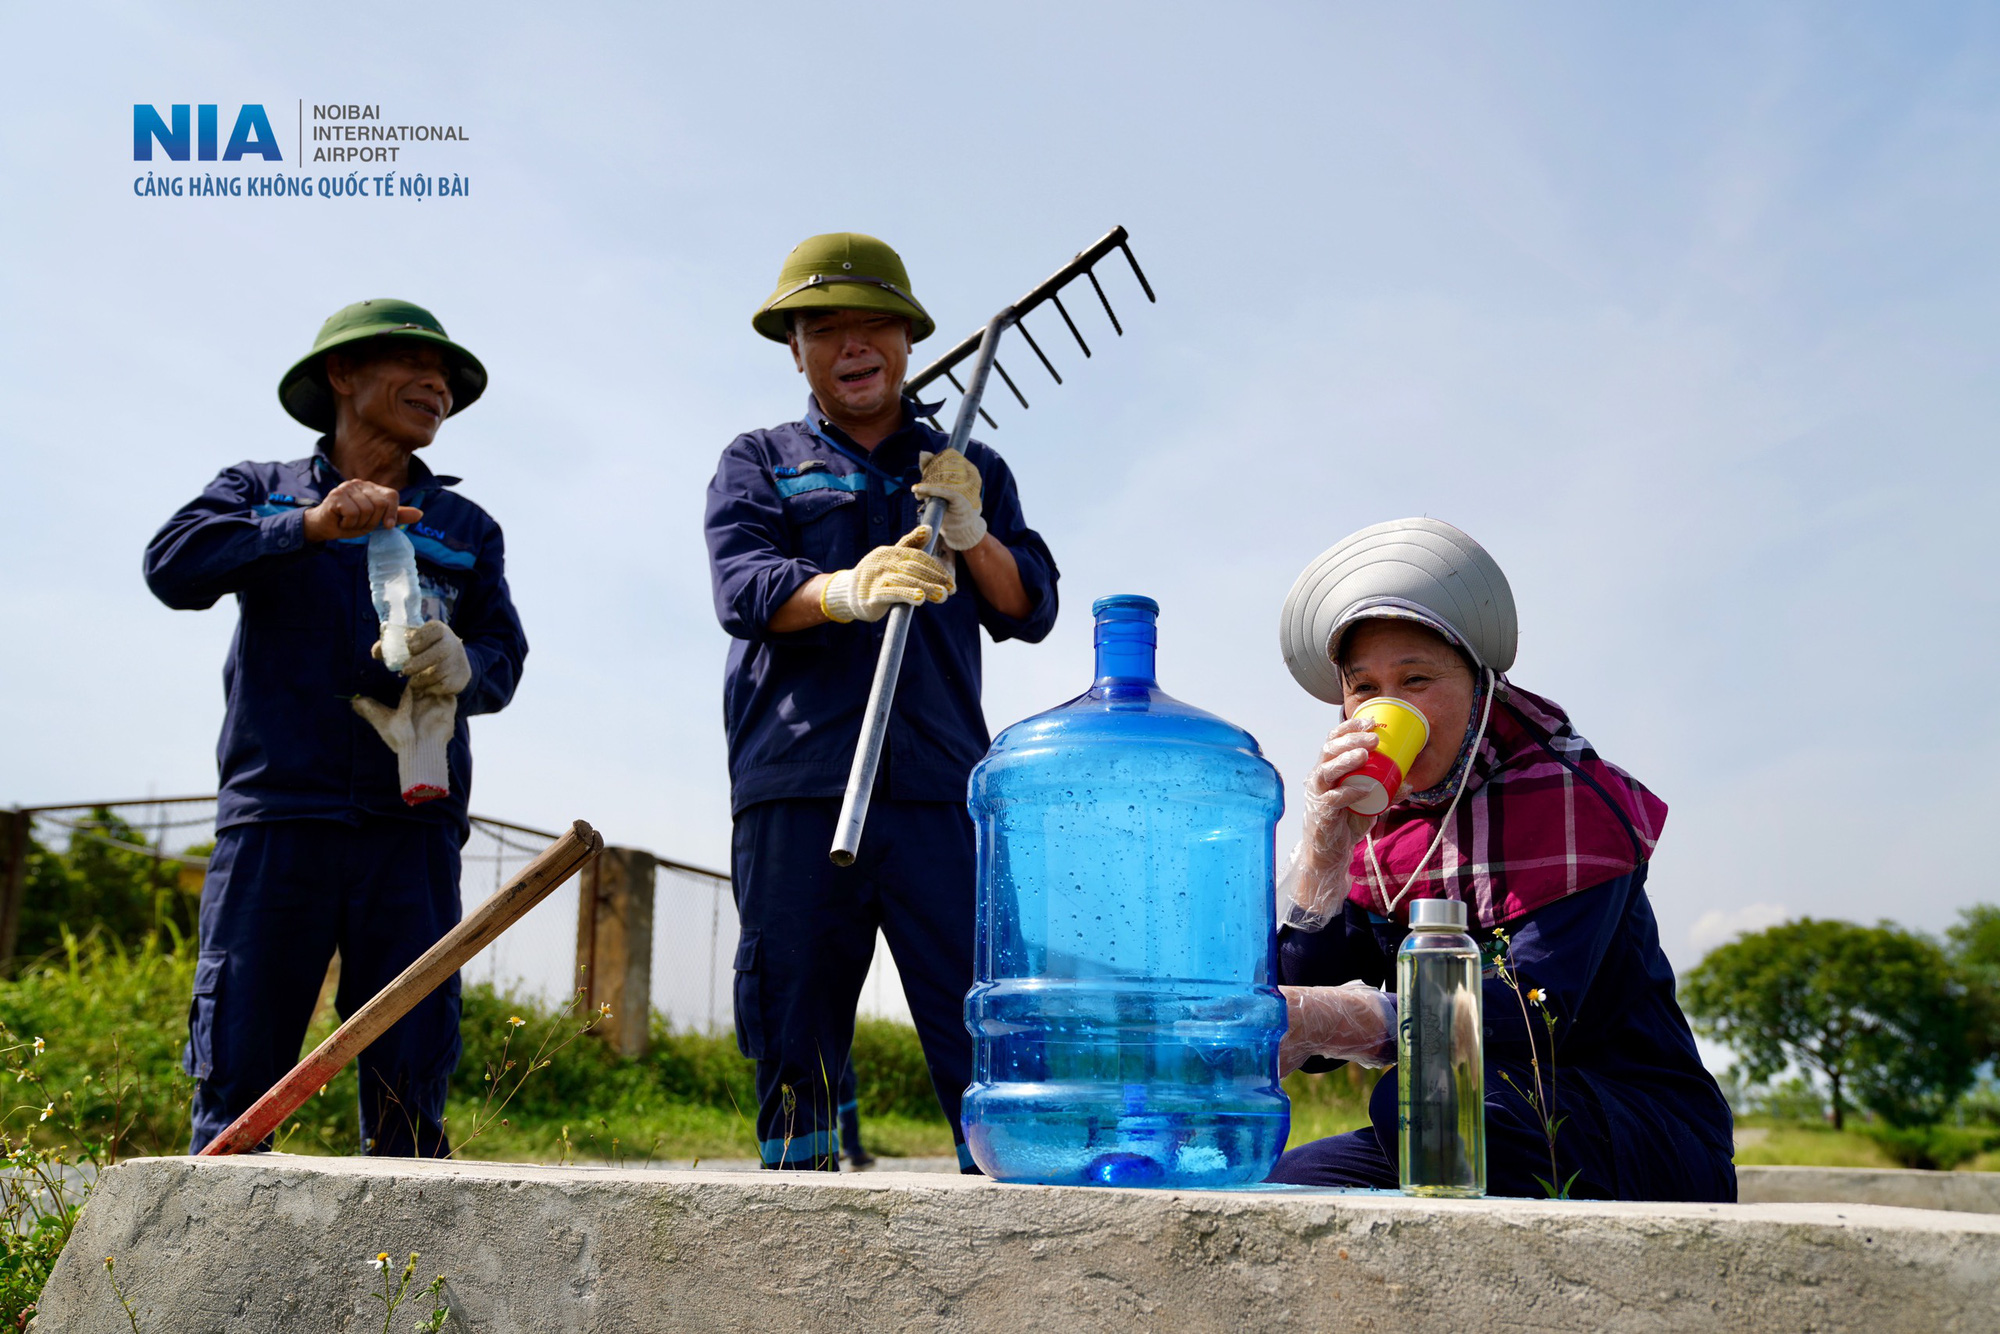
[199,819,603,1157]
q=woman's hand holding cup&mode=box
[1302,717,1392,860]
[1280,718,1395,931]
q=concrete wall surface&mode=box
[1737,1165,2000,1214]
[34,1155,2000,1333]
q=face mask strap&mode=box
[1368,666,1496,918]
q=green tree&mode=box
[1681,918,1975,1130]
[9,810,202,965]
[1946,903,2000,1067]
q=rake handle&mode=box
[830,311,1013,867]
[197,819,603,1156]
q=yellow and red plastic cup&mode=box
[1342,697,1430,816]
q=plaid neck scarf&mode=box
[1347,682,1667,928]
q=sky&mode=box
[2,1,1997,1018]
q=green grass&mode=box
[0,932,201,1158]
[0,933,966,1165]
[0,933,1387,1166]
[0,932,1990,1174]
[1731,1120,2000,1171]
[1730,1124,1901,1169]
[1284,1063,1381,1144]
[435,990,960,1163]
[17,933,2000,1332]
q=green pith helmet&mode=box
[277,298,488,432]
[751,233,935,344]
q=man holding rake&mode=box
[705,233,1060,1170]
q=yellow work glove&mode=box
[821,525,956,624]
[912,449,987,551]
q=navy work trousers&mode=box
[186,818,464,1156]
[730,798,975,1170]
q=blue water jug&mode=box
[962,594,1288,1187]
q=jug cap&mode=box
[1092,594,1159,620]
[1408,897,1467,930]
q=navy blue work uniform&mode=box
[836,1060,867,1164]
[145,440,527,1155]
[1268,869,1737,1201]
[705,397,1058,1169]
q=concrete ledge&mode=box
[1738,1164,2000,1214]
[36,1155,2000,1333]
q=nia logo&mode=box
[133,104,281,161]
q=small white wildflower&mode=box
[31,1037,44,1057]
[506,1015,526,1029]
[369,1252,390,1271]
[38,1104,53,1122]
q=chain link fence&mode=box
[458,816,742,1031]
[26,796,218,869]
[3,800,741,1032]
[3,798,914,1033]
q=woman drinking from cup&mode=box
[1267,518,1735,1200]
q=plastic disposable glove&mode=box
[912,449,988,551]
[396,619,473,698]
[1278,982,1398,1076]
[1279,717,1396,931]
[822,525,956,624]
[351,686,457,805]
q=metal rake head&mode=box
[904,225,1155,432]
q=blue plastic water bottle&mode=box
[962,594,1288,1187]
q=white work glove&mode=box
[912,449,987,551]
[351,686,458,805]
[1279,717,1396,932]
[822,525,956,624]
[1278,982,1398,1076]
[392,619,473,698]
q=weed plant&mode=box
[368,1251,448,1333]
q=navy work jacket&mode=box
[1281,868,1737,1201]
[705,397,1059,813]
[144,440,528,834]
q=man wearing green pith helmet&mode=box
[704,234,1061,1171]
[146,299,529,1156]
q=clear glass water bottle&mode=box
[962,594,1288,1187]
[1396,897,1485,1196]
